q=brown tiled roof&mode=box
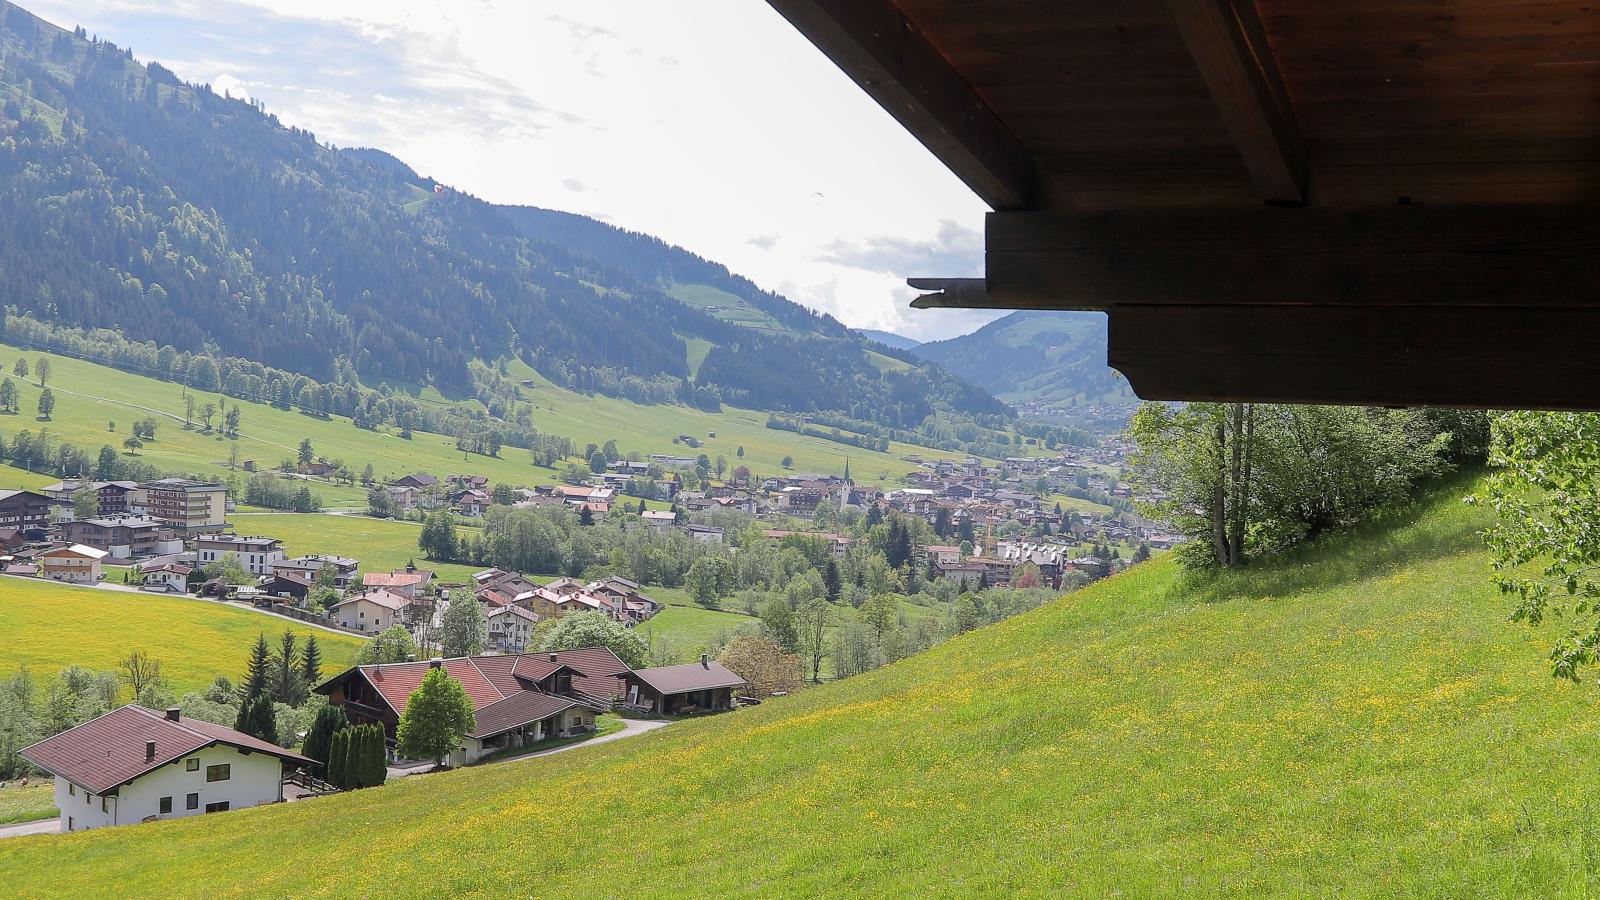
[363,570,432,588]
[332,588,411,612]
[628,660,746,696]
[20,705,311,794]
[324,646,636,715]
[469,692,579,739]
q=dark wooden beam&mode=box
[1167,0,1307,205]
[1108,305,1600,409]
[983,205,1600,310]
[765,0,1036,211]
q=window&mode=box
[205,763,230,782]
[159,796,172,814]
[101,796,108,813]
[186,793,198,810]
[186,758,199,772]
[68,783,75,797]
[205,801,230,814]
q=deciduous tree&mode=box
[396,667,475,768]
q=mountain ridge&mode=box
[0,0,1011,441]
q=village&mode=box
[0,437,1176,835]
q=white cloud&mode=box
[24,0,993,340]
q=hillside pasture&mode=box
[0,577,363,693]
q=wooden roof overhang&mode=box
[768,0,1600,408]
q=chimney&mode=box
[701,653,709,669]
[429,657,443,669]
[165,707,181,722]
[145,739,156,761]
[549,652,558,663]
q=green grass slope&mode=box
[11,476,1594,896]
[0,341,960,493]
[0,577,363,693]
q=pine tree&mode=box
[300,634,323,688]
[363,724,387,787]
[242,694,278,745]
[241,632,271,704]
[301,703,345,778]
[326,728,348,789]
[823,560,841,602]
[271,630,305,705]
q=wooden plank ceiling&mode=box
[768,0,1600,408]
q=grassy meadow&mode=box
[7,476,1595,895]
[0,577,363,693]
[229,512,481,583]
[0,782,54,825]
[0,341,983,508]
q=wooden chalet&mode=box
[768,1,1600,408]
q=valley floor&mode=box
[3,476,1595,896]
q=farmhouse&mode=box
[316,649,631,765]
[621,656,746,715]
[20,705,311,832]
[38,543,108,584]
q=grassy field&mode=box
[0,577,364,693]
[229,512,481,583]
[8,476,1586,895]
[0,782,55,825]
[635,605,756,661]
[0,341,990,494]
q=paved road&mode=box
[0,818,59,839]
[387,717,670,779]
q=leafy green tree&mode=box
[300,703,346,777]
[440,595,486,657]
[396,667,475,767]
[686,555,734,609]
[357,625,418,665]
[418,509,458,561]
[796,598,832,683]
[1130,402,1461,568]
[122,435,142,454]
[536,610,650,668]
[1477,411,1600,680]
[860,593,897,635]
[35,388,53,420]
[0,377,15,413]
[588,450,607,473]
[204,552,253,585]
[224,406,241,436]
[297,438,314,465]
[759,598,799,654]
[12,358,26,379]
[34,357,49,387]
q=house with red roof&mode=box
[21,705,311,833]
[315,648,632,765]
[360,564,433,600]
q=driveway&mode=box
[386,717,671,779]
[0,818,59,840]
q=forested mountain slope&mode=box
[0,1,1005,432]
[914,310,1134,406]
[6,476,1595,896]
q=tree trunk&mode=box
[1227,403,1252,567]
[1212,418,1230,566]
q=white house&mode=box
[139,561,193,594]
[486,604,538,653]
[330,589,413,633]
[38,543,108,584]
[20,705,311,832]
[194,534,285,576]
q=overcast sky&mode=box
[25,0,1002,342]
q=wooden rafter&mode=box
[1167,0,1307,205]
[766,0,1036,211]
